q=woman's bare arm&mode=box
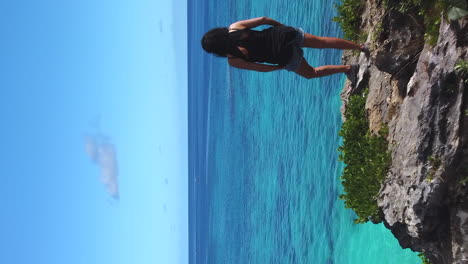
[228,57,283,72]
[229,17,282,30]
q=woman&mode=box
[201,17,367,79]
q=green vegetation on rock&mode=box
[446,0,468,20]
[426,155,442,182]
[333,0,467,44]
[338,90,391,224]
[418,252,432,264]
[383,0,468,45]
[333,0,365,41]
[383,0,442,45]
[455,59,468,83]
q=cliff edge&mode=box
[340,1,468,263]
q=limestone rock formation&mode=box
[341,5,468,263]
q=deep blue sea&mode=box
[188,0,422,263]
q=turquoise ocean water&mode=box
[188,0,422,263]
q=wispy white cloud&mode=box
[84,135,120,200]
[158,20,163,33]
[157,144,162,154]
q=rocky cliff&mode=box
[340,1,468,263]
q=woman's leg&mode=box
[302,33,362,50]
[294,58,351,79]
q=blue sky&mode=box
[0,0,187,263]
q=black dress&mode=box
[230,26,301,66]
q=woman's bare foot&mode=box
[345,64,360,86]
[360,43,370,57]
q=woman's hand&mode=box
[263,17,283,27]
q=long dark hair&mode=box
[201,27,248,59]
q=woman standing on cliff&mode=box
[201,17,368,79]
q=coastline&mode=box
[338,0,468,262]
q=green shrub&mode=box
[338,90,391,224]
[418,252,432,264]
[333,0,365,41]
[455,59,468,83]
